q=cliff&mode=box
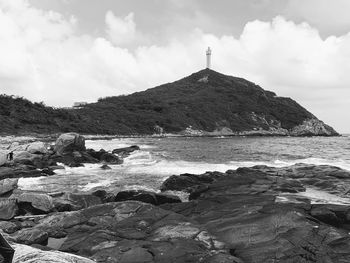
[0,69,339,136]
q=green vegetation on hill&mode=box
[0,69,332,135]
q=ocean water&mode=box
[17,135,350,196]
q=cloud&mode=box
[105,11,136,46]
[285,0,350,36]
[0,0,350,132]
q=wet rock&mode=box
[0,199,18,220]
[112,145,140,157]
[54,133,86,155]
[12,243,95,263]
[17,193,54,213]
[0,178,18,196]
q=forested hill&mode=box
[0,69,338,136]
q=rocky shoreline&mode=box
[1,133,350,262]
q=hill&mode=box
[0,69,338,136]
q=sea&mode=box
[16,135,350,202]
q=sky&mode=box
[1,0,350,133]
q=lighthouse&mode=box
[206,47,211,69]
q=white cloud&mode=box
[105,11,136,46]
[0,0,350,132]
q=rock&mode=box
[85,149,106,160]
[119,247,153,263]
[114,190,181,205]
[290,118,339,136]
[0,221,20,234]
[99,152,123,164]
[100,164,111,170]
[0,178,18,196]
[155,193,182,205]
[85,149,123,164]
[160,172,221,192]
[0,165,45,180]
[310,205,341,226]
[112,145,140,157]
[15,201,227,262]
[53,193,102,212]
[0,199,18,220]
[161,166,350,262]
[12,243,95,263]
[54,133,86,155]
[14,228,48,245]
[13,152,42,166]
[25,142,47,154]
[17,193,54,213]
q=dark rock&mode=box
[17,193,54,213]
[85,149,106,160]
[161,165,350,262]
[0,164,45,180]
[99,152,123,164]
[12,201,227,262]
[0,221,20,234]
[115,190,158,205]
[54,133,86,155]
[114,190,181,205]
[0,178,18,196]
[13,228,48,245]
[100,164,111,170]
[112,145,140,157]
[160,172,220,192]
[310,206,340,226]
[156,193,181,205]
[53,193,102,212]
[0,198,18,220]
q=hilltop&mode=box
[0,69,338,136]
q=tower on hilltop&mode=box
[206,47,211,69]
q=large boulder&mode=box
[0,178,18,196]
[54,133,86,155]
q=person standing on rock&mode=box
[7,151,13,161]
